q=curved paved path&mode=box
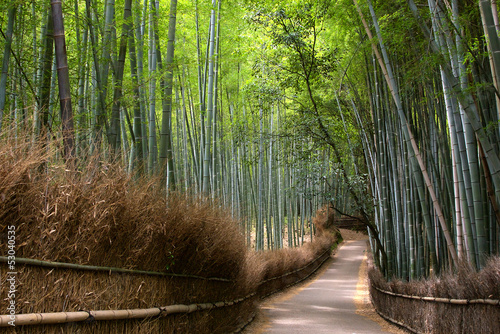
[260,240,391,334]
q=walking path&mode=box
[251,240,398,334]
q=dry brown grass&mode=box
[0,141,251,333]
[0,142,246,279]
[0,140,338,333]
[313,204,337,233]
[369,258,500,334]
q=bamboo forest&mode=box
[0,0,500,332]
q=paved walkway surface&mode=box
[261,240,391,334]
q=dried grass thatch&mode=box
[369,258,500,334]
[313,205,337,233]
[0,140,338,333]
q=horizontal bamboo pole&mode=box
[374,308,420,334]
[93,308,161,320]
[0,256,232,282]
[261,249,332,299]
[0,311,90,326]
[0,294,258,327]
[262,248,331,283]
[372,285,500,306]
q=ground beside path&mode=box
[243,230,405,334]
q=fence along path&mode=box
[0,243,332,329]
[258,240,392,334]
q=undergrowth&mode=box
[0,141,246,279]
[369,255,500,333]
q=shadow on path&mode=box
[258,240,392,334]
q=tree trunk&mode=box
[0,6,16,132]
[202,0,217,194]
[159,0,178,190]
[51,0,75,164]
[38,8,54,134]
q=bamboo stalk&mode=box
[374,309,420,334]
[108,0,133,151]
[202,0,217,194]
[0,256,232,282]
[148,0,159,174]
[159,0,178,190]
[0,6,15,132]
[0,311,90,327]
[51,0,76,163]
[356,0,458,266]
[0,292,261,327]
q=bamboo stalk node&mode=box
[83,311,94,323]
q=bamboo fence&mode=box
[370,282,500,333]
[0,296,256,327]
[0,242,334,329]
[372,285,500,306]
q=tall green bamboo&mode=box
[159,0,178,190]
[128,0,145,173]
[202,0,217,194]
[109,0,133,151]
[148,0,158,174]
[75,0,89,156]
[357,0,458,266]
[0,6,15,132]
[51,0,75,163]
[37,8,53,134]
[86,0,108,151]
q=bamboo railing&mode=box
[0,245,333,328]
[371,284,500,333]
[0,296,256,327]
[372,285,500,306]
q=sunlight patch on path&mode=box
[258,241,394,333]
